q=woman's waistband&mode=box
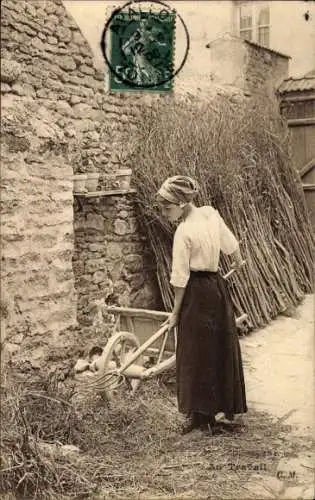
[190,270,218,277]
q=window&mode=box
[240,3,253,41]
[257,3,270,46]
[238,2,270,48]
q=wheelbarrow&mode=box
[80,264,248,400]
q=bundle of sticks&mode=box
[130,95,313,330]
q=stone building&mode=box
[0,0,289,359]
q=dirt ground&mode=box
[241,294,314,433]
[96,294,315,499]
[237,293,315,500]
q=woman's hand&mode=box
[167,311,179,332]
[231,259,246,271]
[230,249,246,271]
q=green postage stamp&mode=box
[102,2,178,91]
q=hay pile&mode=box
[0,368,180,499]
[131,95,313,329]
[1,367,314,499]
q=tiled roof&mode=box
[278,75,315,94]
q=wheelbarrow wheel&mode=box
[93,331,144,400]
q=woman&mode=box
[157,175,247,435]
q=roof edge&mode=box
[277,75,315,94]
[244,39,291,59]
[282,76,315,83]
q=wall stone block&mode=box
[1,83,11,93]
[59,56,76,72]
[31,38,45,51]
[88,243,105,252]
[114,219,129,236]
[55,100,74,116]
[105,242,122,259]
[85,213,105,232]
[55,26,72,42]
[70,94,81,105]
[93,271,106,284]
[47,35,58,45]
[128,273,145,290]
[1,58,22,84]
[76,274,91,289]
[124,254,144,274]
[45,2,58,15]
[85,258,107,274]
[79,64,95,76]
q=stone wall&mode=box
[1,93,77,356]
[73,196,162,331]
[1,0,142,177]
[244,40,289,98]
[0,0,162,357]
[207,36,289,98]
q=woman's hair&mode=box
[157,175,199,205]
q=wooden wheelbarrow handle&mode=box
[223,260,246,280]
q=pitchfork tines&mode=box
[80,369,126,392]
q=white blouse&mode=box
[170,206,239,288]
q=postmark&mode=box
[100,0,190,91]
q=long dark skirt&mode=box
[176,271,247,417]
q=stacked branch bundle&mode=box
[131,95,313,331]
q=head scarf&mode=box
[157,175,199,205]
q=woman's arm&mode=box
[218,212,245,269]
[168,286,186,330]
[168,226,191,330]
[173,286,186,315]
